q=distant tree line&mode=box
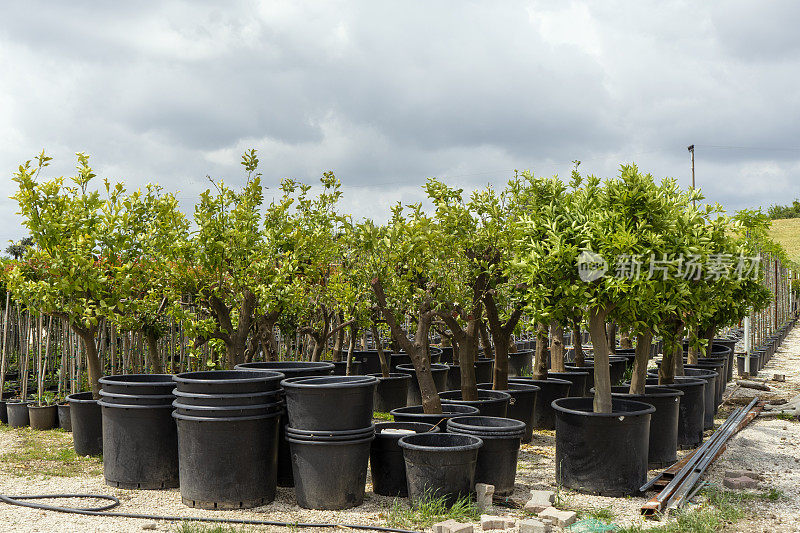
[768,199,800,220]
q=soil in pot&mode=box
[57,403,71,432]
[446,416,525,496]
[395,363,449,406]
[68,392,103,456]
[553,397,654,496]
[6,400,32,428]
[510,377,571,430]
[28,404,57,430]
[398,432,483,505]
[370,421,439,497]
[476,382,539,443]
[390,404,480,430]
[439,389,510,418]
[368,373,411,413]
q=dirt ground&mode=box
[0,327,799,533]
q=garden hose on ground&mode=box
[0,492,420,533]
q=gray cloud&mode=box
[2,1,799,247]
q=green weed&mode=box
[385,491,479,529]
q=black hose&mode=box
[0,493,420,533]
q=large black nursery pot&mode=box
[685,362,725,409]
[0,399,7,424]
[390,352,412,370]
[390,404,479,430]
[395,363,449,406]
[510,377,571,430]
[438,346,454,364]
[368,373,411,412]
[173,370,285,509]
[332,360,362,376]
[28,404,57,430]
[57,403,71,432]
[446,416,525,496]
[737,353,761,378]
[653,365,718,429]
[68,392,103,456]
[398,432,483,505]
[339,350,390,376]
[507,350,533,377]
[553,397,655,496]
[612,348,637,369]
[370,422,439,497]
[474,358,494,384]
[439,389,510,417]
[6,400,32,428]
[477,382,540,443]
[585,356,628,385]
[235,361,334,488]
[547,371,589,397]
[639,376,706,449]
[287,426,375,510]
[607,385,683,468]
[98,374,178,489]
[282,375,377,431]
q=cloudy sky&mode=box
[2,1,799,245]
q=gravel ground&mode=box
[1,328,799,533]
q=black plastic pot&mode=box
[370,422,439,497]
[332,360,362,376]
[337,351,389,376]
[510,377,572,430]
[287,431,374,510]
[395,363,449,406]
[99,401,179,489]
[477,382,540,443]
[173,400,283,418]
[286,425,374,441]
[235,361,334,378]
[446,416,525,496]
[681,368,718,429]
[585,356,628,385]
[368,373,411,413]
[57,403,71,432]
[174,411,281,509]
[7,400,32,427]
[0,400,7,424]
[390,352,412,370]
[553,397,654,496]
[608,385,683,468]
[613,348,637,369]
[28,404,57,430]
[99,374,176,395]
[639,377,706,449]
[439,389,510,417]
[390,404,480,430]
[686,362,724,409]
[438,346,454,364]
[474,358,494,384]
[171,389,282,407]
[282,375,377,431]
[507,350,533,377]
[547,371,589,397]
[398,432,483,505]
[68,392,103,456]
[99,390,176,406]
[737,353,760,377]
[174,370,285,394]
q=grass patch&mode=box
[373,411,394,421]
[173,524,259,533]
[0,425,102,477]
[586,506,616,523]
[385,491,479,529]
[776,412,798,422]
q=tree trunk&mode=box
[478,320,494,362]
[629,331,653,395]
[144,331,164,374]
[371,324,390,378]
[620,327,633,349]
[333,312,344,361]
[686,324,699,365]
[439,313,479,401]
[73,324,101,399]
[703,322,716,356]
[572,319,584,366]
[606,320,617,354]
[658,319,683,385]
[532,323,548,380]
[549,322,565,372]
[588,306,612,413]
[345,324,357,376]
[674,323,685,377]
[483,293,522,392]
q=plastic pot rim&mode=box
[510,377,572,386]
[235,361,335,371]
[280,375,377,389]
[171,388,282,400]
[99,390,175,401]
[172,400,284,412]
[97,400,175,410]
[285,434,375,445]
[551,397,656,417]
[395,363,449,372]
[374,421,439,436]
[439,389,511,401]
[366,372,413,381]
[390,404,480,417]
[447,415,526,433]
[99,374,175,386]
[173,370,286,386]
[66,392,97,403]
[398,432,483,452]
[476,382,541,393]
[172,410,282,422]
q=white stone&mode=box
[538,507,577,527]
[520,518,550,533]
[480,514,515,530]
[433,519,473,533]
[476,483,494,511]
[524,490,556,513]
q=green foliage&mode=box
[767,199,800,220]
[385,491,479,529]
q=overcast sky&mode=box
[2,1,799,246]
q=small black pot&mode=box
[398,432,483,505]
[395,363,449,406]
[57,403,71,432]
[507,350,533,377]
[510,377,571,430]
[477,382,540,443]
[547,371,589,397]
[282,375,377,431]
[7,400,32,428]
[68,392,103,456]
[439,389,510,417]
[368,373,411,413]
[737,353,760,377]
[370,421,439,496]
[28,404,57,430]
[553,397,654,496]
[446,416,525,496]
[390,404,479,430]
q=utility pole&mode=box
[688,144,695,206]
